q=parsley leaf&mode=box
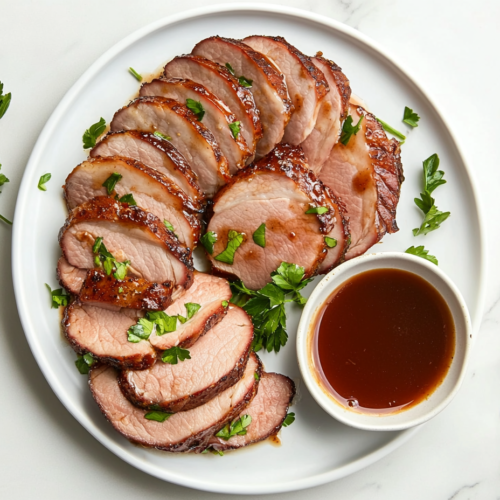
[186,98,205,121]
[222,300,228,307]
[215,415,252,440]
[161,346,191,364]
[75,353,95,375]
[414,190,434,214]
[200,231,217,254]
[412,204,451,236]
[0,82,12,119]
[423,154,446,193]
[38,173,52,191]
[129,67,142,81]
[282,412,295,427]
[253,223,266,248]
[144,410,172,422]
[403,106,420,128]
[102,172,122,194]
[147,311,178,335]
[214,230,244,265]
[45,283,69,308]
[340,115,363,146]
[127,318,154,343]
[271,262,314,300]
[153,131,172,141]
[238,76,253,88]
[225,62,235,75]
[229,121,241,139]
[0,164,9,191]
[82,117,106,149]
[324,236,337,248]
[163,220,178,238]
[185,302,201,320]
[405,245,438,265]
[305,205,328,215]
[92,237,130,279]
[113,259,130,280]
[0,214,12,225]
[118,193,137,205]
[376,118,406,142]
[254,371,260,381]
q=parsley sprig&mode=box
[0,82,12,119]
[405,245,438,265]
[215,415,252,440]
[340,115,363,146]
[403,106,420,128]
[231,262,313,353]
[45,284,69,308]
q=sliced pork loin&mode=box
[64,156,201,250]
[140,78,251,173]
[58,256,87,295]
[110,97,230,197]
[164,55,262,161]
[89,353,261,452]
[59,196,193,290]
[206,144,337,289]
[243,36,329,145]
[148,271,232,351]
[209,372,295,451]
[91,131,205,206]
[300,56,351,174]
[192,37,292,160]
[319,105,404,260]
[120,305,253,413]
[64,302,156,369]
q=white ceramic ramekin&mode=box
[296,252,472,431]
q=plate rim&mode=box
[11,2,486,494]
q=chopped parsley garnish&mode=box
[215,415,252,440]
[38,173,51,191]
[118,193,137,205]
[102,172,122,194]
[161,346,191,364]
[0,214,12,225]
[118,287,123,293]
[222,300,229,308]
[82,117,106,149]
[305,205,329,215]
[422,154,446,194]
[0,164,9,191]
[186,98,205,121]
[0,81,12,119]
[163,220,178,238]
[254,371,260,381]
[403,106,420,128]
[238,76,253,88]
[214,230,244,265]
[282,412,295,427]
[200,231,217,254]
[129,67,142,81]
[253,223,266,248]
[127,310,178,342]
[144,410,172,422]
[229,121,241,139]
[405,245,438,265]
[127,318,154,343]
[376,118,406,142]
[92,237,130,279]
[225,63,235,75]
[153,131,172,141]
[340,115,363,146]
[324,237,337,248]
[201,447,224,456]
[177,302,201,324]
[412,201,450,236]
[75,353,95,375]
[45,283,69,308]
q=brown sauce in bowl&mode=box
[314,268,455,413]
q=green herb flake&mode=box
[153,131,172,141]
[340,115,364,146]
[282,412,295,427]
[161,346,191,365]
[146,311,178,336]
[238,76,253,88]
[405,245,438,265]
[0,82,12,119]
[144,410,172,423]
[0,164,9,190]
[214,230,244,265]
[0,214,12,225]
[75,353,95,375]
[229,121,241,139]
[200,231,217,254]
[222,300,229,308]
[163,220,178,238]
[254,371,260,381]
[305,205,329,215]
[185,302,201,320]
[113,260,130,280]
[118,193,137,206]
[38,173,52,191]
[129,67,142,81]
[376,118,406,142]
[118,287,123,293]
[225,62,235,75]
[324,236,337,248]
[403,106,420,128]
[422,154,446,194]
[252,223,266,248]
[82,117,106,149]
[186,98,205,121]
[45,283,69,308]
[102,172,122,194]
[216,415,252,440]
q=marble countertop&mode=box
[1,1,498,498]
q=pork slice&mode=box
[64,301,155,369]
[140,78,251,173]
[110,97,230,197]
[58,256,87,294]
[192,37,292,160]
[207,144,335,289]
[319,105,404,259]
[64,156,200,250]
[149,271,232,350]
[243,36,329,145]
[91,131,205,207]
[209,372,295,451]
[301,56,351,174]
[59,196,193,289]
[164,55,262,161]
[89,352,261,452]
[120,305,253,412]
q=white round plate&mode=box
[12,3,485,495]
